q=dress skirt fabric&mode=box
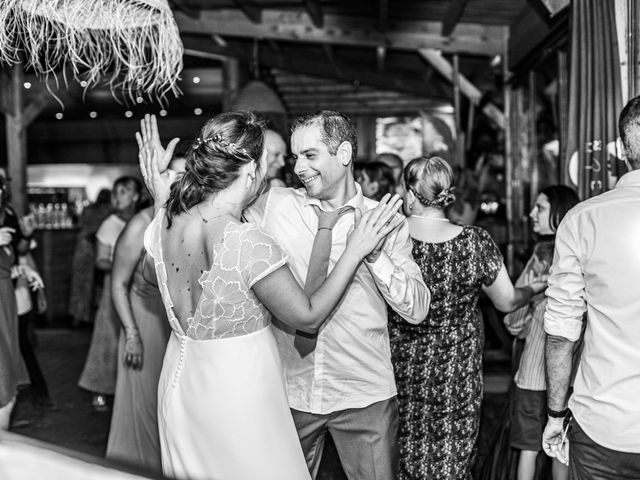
[0,249,20,407]
[158,325,310,480]
[78,273,119,394]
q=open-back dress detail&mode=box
[144,208,311,480]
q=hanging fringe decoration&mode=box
[0,0,183,105]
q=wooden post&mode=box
[503,35,515,277]
[2,65,27,215]
[222,58,240,112]
[1,64,51,216]
[452,54,464,166]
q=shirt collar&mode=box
[615,168,640,189]
[303,182,365,212]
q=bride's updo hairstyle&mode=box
[165,111,265,226]
[404,156,456,210]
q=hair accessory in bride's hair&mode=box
[193,133,249,157]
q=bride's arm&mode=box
[252,196,404,333]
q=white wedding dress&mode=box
[144,209,311,480]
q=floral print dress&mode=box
[389,226,502,480]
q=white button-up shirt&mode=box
[245,185,430,414]
[544,169,640,453]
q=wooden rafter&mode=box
[176,10,506,56]
[418,49,505,129]
[182,37,451,99]
[169,0,199,19]
[232,0,262,24]
[441,0,469,37]
[322,45,342,77]
[302,0,324,28]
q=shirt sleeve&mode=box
[365,217,430,324]
[241,225,288,288]
[543,216,585,342]
[476,228,503,287]
[96,215,118,248]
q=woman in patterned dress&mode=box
[389,156,547,480]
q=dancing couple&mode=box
[137,110,430,480]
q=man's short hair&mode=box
[619,96,640,169]
[291,111,358,162]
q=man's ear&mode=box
[616,137,631,169]
[336,141,353,167]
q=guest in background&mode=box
[15,250,55,410]
[504,185,579,480]
[543,97,640,479]
[69,189,112,327]
[0,174,44,430]
[264,128,288,188]
[389,156,547,480]
[106,157,186,473]
[355,161,396,201]
[375,152,404,189]
[78,177,141,412]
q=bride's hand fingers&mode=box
[376,214,404,238]
[369,195,403,227]
[150,114,160,145]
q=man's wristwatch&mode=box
[547,407,569,419]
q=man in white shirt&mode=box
[245,111,430,479]
[542,97,640,478]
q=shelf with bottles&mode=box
[30,202,78,230]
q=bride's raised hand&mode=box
[346,194,404,260]
[135,114,179,195]
[139,149,176,208]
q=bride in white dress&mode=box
[137,112,404,480]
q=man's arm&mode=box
[545,334,574,411]
[542,215,584,460]
[364,217,430,324]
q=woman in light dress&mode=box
[78,177,142,411]
[138,112,404,480]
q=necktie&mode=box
[294,205,353,357]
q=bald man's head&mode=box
[264,129,287,180]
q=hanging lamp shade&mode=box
[230,80,286,114]
[0,0,183,103]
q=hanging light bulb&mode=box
[229,39,286,114]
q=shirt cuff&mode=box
[366,250,394,286]
[543,315,583,342]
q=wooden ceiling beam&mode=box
[322,45,342,77]
[302,0,324,28]
[441,0,469,37]
[182,37,450,99]
[418,48,505,129]
[176,10,506,56]
[232,0,262,24]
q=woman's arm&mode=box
[483,264,547,313]
[252,196,404,333]
[11,264,44,290]
[111,211,151,370]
